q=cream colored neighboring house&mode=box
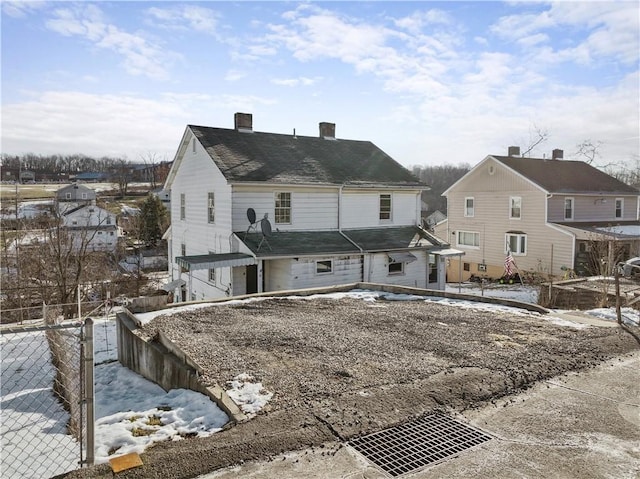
[435,148,640,282]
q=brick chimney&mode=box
[507,146,520,157]
[319,122,336,139]
[552,148,563,160]
[234,112,253,131]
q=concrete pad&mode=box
[199,352,640,479]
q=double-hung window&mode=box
[506,233,527,255]
[464,197,474,217]
[207,192,215,223]
[379,194,392,220]
[615,198,623,219]
[275,192,291,224]
[564,197,574,220]
[456,231,480,248]
[510,196,522,219]
[180,193,186,220]
[208,250,216,283]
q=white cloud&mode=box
[1,1,47,18]
[225,70,246,82]
[393,9,452,34]
[271,76,321,87]
[145,5,220,36]
[44,4,177,80]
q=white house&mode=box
[163,113,459,302]
[61,204,118,252]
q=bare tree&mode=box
[139,151,166,190]
[520,124,550,157]
[575,139,603,165]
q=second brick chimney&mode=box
[234,112,253,131]
[319,122,336,139]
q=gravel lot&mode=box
[60,294,637,479]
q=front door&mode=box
[246,265,258,294]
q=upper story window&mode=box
[65,193,72,199]
[275,192,291,224]
[180,193,186,220]
[615,198,623,218]
[506,233,527,255]
[564,197,574,220]
[207,192,215,223]
[464,197,474,217]
[510,196,522,219]
[316,259,333,274]
[81,193,88,199]
[106,216,112,225]
[379,194,392,220]
[456,231,480,249]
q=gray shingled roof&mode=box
[238,226,445,257]
[493,156,638,194]
[190,125,425,187]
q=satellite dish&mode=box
[261,218,272,237]
[247,208,256,224]
[257,217,273,251]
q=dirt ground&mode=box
[60,294,638,479]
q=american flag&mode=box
[505,250,515,276]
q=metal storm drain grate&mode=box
[348,413,491,477]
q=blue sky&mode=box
[2,1,638,168]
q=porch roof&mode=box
[552,221,640,241]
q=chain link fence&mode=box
[1,318,94,478]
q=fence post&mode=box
[84,318,95,466]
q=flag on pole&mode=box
[505,249,515,277]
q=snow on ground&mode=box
[585,307,640,326]
[3,285,637,477]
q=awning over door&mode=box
[161,278,186,292]
[175,253,256,271]
[388,252,418,263]
[431,248,465,257]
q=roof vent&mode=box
[234,112,253,132]
[319,122,336,140]
[508,146,520,157]
[552,148,563,160]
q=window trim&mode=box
[274,191,292,224]
[388,260,404,275]
[505,233,527,256]
[615,198,624,219]
[564,197,574,220]
[315,259,333,275]
[456,230,480,249]
[180,193,186,220]
[379,193,392,221]
[464,197,475,217]
[207,192,215,224]
[208,250,216,283]
[509,196,522,219]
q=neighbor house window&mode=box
[464,197,474,217]
[106,216,112,225]
[456,231,480,248]
[388,261,404,275]
[506,233,527,255]
[207,192,215,223]
[510,196,522,219]
[379,194,392,220]
[275,192,291,224]
[180,193,186,220]
[615,198,623,218]
[82,193,87,199]
[564,197,574,220]
[66,193,71,199]
[208,250,216,283]
[316,259,332,274]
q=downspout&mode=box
[337,184,367,281]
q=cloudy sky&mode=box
[2,1,638,168]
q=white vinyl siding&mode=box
[265,256,362,291]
